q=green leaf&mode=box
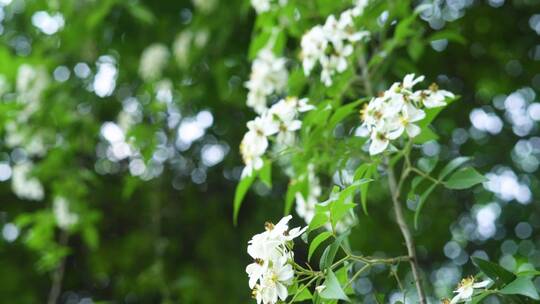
[438,157,471,179]
[292,285,313,302]
[472,257,516,287]
[413,126,439,144]
[319,234,346,271]
[428,30,466,44]
[470,292,492,304]
[444,167,486,190]
[319,269,350,302]
[327,100,363,130]
[82,226,99,250]
[248,30,272,60]
[500,277,540,300]
[516,270,540,277]
[309,231,333,261]
[259,160,272,188]
[233,174,256,225]
[308,213,329,233]
[417,157,438,173]
[354,163,377,214]
[126,2,156,24]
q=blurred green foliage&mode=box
[0,0,539,303]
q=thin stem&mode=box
[349,255,410,265]
[410,167,441,185]
[387,162,427,304]
[344,264,371,290]
[47,230,69,304]
[391,266,406,303]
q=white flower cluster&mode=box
[251,0,287,14]
[11,163,44,201]
[138,43,170,82]
[53,197,79,230]
[246,215,306,304]
[360,74,455,155]
[301,1,370,86]
[245,49,288,114]
[240,97,313,178]
[16,64,49,119]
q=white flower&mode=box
[53,197,79,229]
[424,83,455,108]
[253,259,294,304]
[301,26,327,75]
[138,43,170,81]
[240,114,279,177]
[360,74,453,155]
[402,73,425,90]
[251,0,287,14]
[241,97,312,176]
[246,216,305,303]
[300,4,370,86]
[246,49,288,114]
[450,277,491,303]
[352,0,369,16]
[247,215,306,262]
[11,163,44,201]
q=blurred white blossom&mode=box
[301,2,370,86]
[245,49,288,114]
[53,197,79,229]
[251,0,287,14]
[11,163,44,201]
[139,43,170,81]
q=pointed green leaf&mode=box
[308,213,329,233]
[309,231,333,261]
[292,285,313,302]
[472,257,516,287]
[233,174,256,225]
[444,167,486,190]
[413,126,439,144]
[259,160,272,188]
[439,157,471,180]
[500,277,540,300]
[319,269,350,302]
[319,234,347,271]
[417,157,438,173]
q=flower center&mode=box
[264,222,275,231]
[458,276,475,288]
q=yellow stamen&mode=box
[264,222,274,231]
